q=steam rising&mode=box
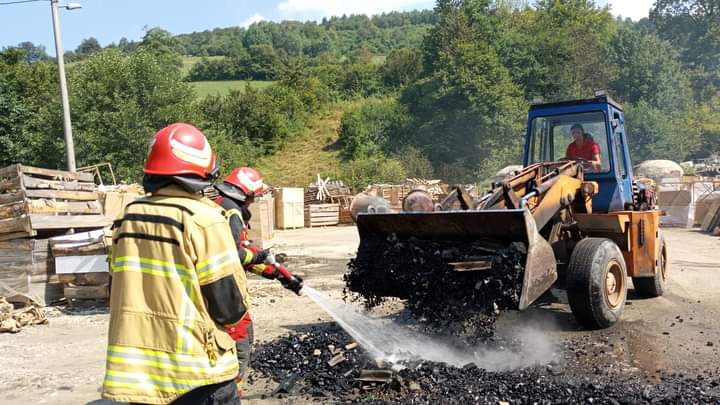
[303,286,556,370]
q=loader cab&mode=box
[523,94,634,213]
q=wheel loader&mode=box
[350,93,667,329]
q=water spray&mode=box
[301,285,557,370]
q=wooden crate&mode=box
[248,197,274,248]
[305,203,339,228]
[274,188,304,229]
[0,164,110,239]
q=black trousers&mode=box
[235,322,255,389]
[131,379,240,405]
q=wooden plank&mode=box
[0,216,31,234]
[449,260,493,272]
[0,230,36,241]
[0,201,27,221]
[19,165,94,182]
[58,272,110,285]
[24,189,99,201]
[63,285,109,300]
[29,214,109,230]
[22,175,96,192]
[0,238,34,251]
[0,175,21,193]
[0,164,21,178]
[0,190,25,205]
[28,199,102,215]
[52,243,106,257]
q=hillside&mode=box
[255,101,358,187]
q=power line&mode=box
[0,0,46,5]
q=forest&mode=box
[1,0,718,186]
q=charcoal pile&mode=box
[346,235,524,334]
[251,328,720,404]
[356,363,720,404]
[250,326,370,399]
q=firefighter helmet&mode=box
[144,123,218,179]
[215,167,267,202]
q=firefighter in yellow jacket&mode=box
[103,123,249,405]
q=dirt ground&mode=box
[1,226,718,405]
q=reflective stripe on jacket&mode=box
[102,185,250,405]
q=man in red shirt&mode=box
[566,123,601,172]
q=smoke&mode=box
[303,286,557,371]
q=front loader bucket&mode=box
[354,209,557,310]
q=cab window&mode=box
[528,111,610,174]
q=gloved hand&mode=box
[224,312,252,341]
[260,263,303,295]
[279,274,303,295]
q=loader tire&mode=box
[567,238,627,329]
[633,232,668,298]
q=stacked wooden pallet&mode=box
[0,238,63,305]
[701,199,720,235]
[305,203,340,227]
[0,164,109,240]
[51,230,109,302]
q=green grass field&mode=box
[190,80,276,98]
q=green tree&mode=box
[0,49,64,168]
[76,37,102,56]
[651,0,720,99]
[609,27,693,112]
[69,48,197,181]
[380,48,423,88]
[14,42,48,63]
[337,98,409,160]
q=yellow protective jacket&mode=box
[102,185,250,404]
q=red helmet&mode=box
[144,123,218,179]
[215,167,267,202]
[225,167,266,195]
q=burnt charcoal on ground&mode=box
[251,329,720,404]
[346,235,525,325]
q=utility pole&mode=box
[50,0,79,172]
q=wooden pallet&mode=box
[305,203,340,227]
[0,164,109,239]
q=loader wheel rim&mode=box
[604,261,625,309]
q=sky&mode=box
[0,0,655,55]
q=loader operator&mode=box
[566,123,601,172]
[213,166,303,397]
[103,123,249,405]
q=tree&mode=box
[381,48,423,88]
[609,27,693,112]
[15,42,48,63]
[76,37,102,56]
[651,0,720,99]
[69,48,196,181]
[399,0,527,181]
[0,48,64,169]
[337,98,409,160]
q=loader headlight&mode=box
[581,181,599,198]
